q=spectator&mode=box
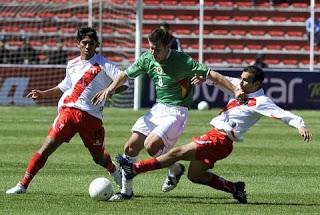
[159,22,183,51]
[0,35,12,64]
[306,16,320,46]
[251,53,268,69]
[48,38,68,64]
[14,35,39,64]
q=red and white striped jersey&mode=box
[210,77,305,142]
[57,54,128,120]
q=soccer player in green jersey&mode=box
[92,28,243,201]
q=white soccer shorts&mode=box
[131,103,189,157]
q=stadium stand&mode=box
[0,0,319,69]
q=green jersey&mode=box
[126,50,209,108]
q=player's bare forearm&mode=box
[91,71,128,105]
[27,86,62,100]
[208,70,245,101]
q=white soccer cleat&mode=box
[6,183,26,195]
[161,163,185,192]
[110,162,122,189]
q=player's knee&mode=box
[145,145,158,156]
[187,170,202,184]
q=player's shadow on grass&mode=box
[135,194,320,206]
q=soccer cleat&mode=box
[110,161,122,188]
[109,192,134,201]
[233,181,247,204]
[6,182,27,195]
[161,163,185,192]
[115,154,136,179]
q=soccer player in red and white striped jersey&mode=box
[6,27,129,195]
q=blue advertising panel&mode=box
[141,69,320,110]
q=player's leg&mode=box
[117,142,197,192]
[6,136,64,194]
[109,132,146,201]
[6,107,77,195]
[187,161,247,204]
[189,128,247,203]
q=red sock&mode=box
[208,174,235,194]
[21,152,48,188]
[102,152,115,173]
[134,157,161,174]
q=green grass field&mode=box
[0,106,319,215]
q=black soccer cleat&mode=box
[115,154,137,179]
[109,192,134,201]
[233,181,247,204]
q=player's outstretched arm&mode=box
[298,127,312,142]
[27,86,62,100]
[207,70,246,102]
[91,71,128,105]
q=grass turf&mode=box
[0,106,319,215]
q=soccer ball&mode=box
[88,177,113,201]
[197,101,209,110]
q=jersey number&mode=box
[158,77,163,87]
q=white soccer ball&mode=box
[89,177,113,201]
[197,101,209,110]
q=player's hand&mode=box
[91,88,115,105]
[235,87,246,103]
[298,127,312,142]
[191,74,206,85]
[27,89,43,100]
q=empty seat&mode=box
[230,30,246,36]
[159,14,175,20]
[249,30,266,36]
[56,12,73,19]
[216,1,233,7]
[247,44,263,50]
[234,15,250,22]
[180,1,197,6]
[175,29,192,35]
[282,59,298,65]
[229,44,244,50]
[269,30,285,37]
[212,30,229,35]
[214,16,231,21]
[178,15,194,21]
[252,16,268,22]
[265,59,280,65]
[226,58,242,64]
[23,26,38,33]
[38,12,54,18]
[144,0,160,5]
[290,17,306,23]
[60,26,76,33]
[209,44,226,50]
[284,45,301,51]
[144,14,159,20]
[236,2,252,7]
[265,44,282,50]
[161,0,178,5]
[3,26,20,32]
[287,31,304,37]
[19,12,35,18]
[42,27,58,32]
[270,16,287,22]
[292,3,308,8]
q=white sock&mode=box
[168,162,182,177]
[120,154,137,195]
